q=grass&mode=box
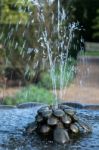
[81,50,99,57]
[3,85,55,105]
[85,50,99,56]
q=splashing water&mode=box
[0,0,82,106]
[35,0,78,106]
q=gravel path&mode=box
[59,56,99,104]
[0,87,21,100]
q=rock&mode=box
[84,105,99,110]
[73,114,79,121]
[41,110,52,118]
[36,115,43,123]
[37,106,49,114]
[54,128,70,144]
[59,104,72,110]
[40,125,51,134]
[53,109,65,118]
[17,102,42,108]
[57,121,64,128]
[63,102,83,109]
[0,105,16,109]
[62,114,72,125]
[64,108,75,116]
[47,116,58,126]
[34,104,92,143]
[70,124,79,133]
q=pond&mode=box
[0,103,99,150]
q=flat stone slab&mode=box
[83,104,99,110]
[0,103,99,149]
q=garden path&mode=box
[59,56,99,104]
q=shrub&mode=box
[38,58,76,89]
[3,85,55,105]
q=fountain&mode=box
[24,0,92,144]
[30,103,91,144]
[1,0,99,149]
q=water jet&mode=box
[24,0,92,144]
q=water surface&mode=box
[0,104,99,150]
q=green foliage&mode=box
[92,9,99,39]
[85,50,99,57]
[3,85,55,105]
[0,0,34,24]
[38,59,76,89]
[0,0,79,84]
[63,0,99,41]
[0,0,42,82]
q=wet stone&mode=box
[33,104,92,144]
[0,105,16,109]
[73,114,79,121]
[62,114,72,125]
[37,106,49,114]
[53,109,65,118]
[40,125,51,134]
[41,110,52,118]
[54,128,70,144]
[57,121,64,128]
[17,102,41,108]
[36,115,43,123]
[47,117,58,126]
[59,104,72,110]
[70,124,79,134]
[64,108,75,116]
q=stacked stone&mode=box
[33,104,91,144]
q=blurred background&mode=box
[0,0,99,105]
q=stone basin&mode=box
[0,102,99,150]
